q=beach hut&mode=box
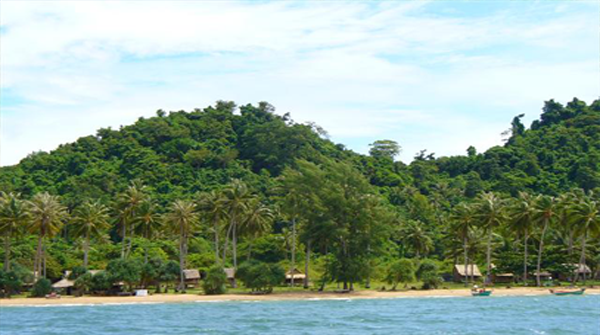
[492,272,515,283]
[52,278,75,295]
[183,269,201,288]
[453,264,482,283]
[533,271,552,281]
[224,268,236,286]
[285,268,306,285]
[558,263,592,281]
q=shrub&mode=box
[237,261,284,293]
[202,266,227,295]
[31,278,52,297]
[74,272,93,295]
[106,258,142,291]
[386,258,416,290]
[417,259,442,290]
[0,270,22,297]
[90,271,112,293]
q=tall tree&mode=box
[28,192,68,278]
[569,194,600,283]
[197,190,226,265]
[533,195,557,287]
[72,200,110,268]
[116,181,148,259]
[165,199,199,292]
[0,192,29,271]
[402,220,433,259]
[475,192,506,285]
[508,192,537,285]
[133,200,162,264]
[450,203,475,286]
[369,140,401,160]
[221,179,253,270]
[240,198,273,261]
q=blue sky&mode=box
[1,0,599,166]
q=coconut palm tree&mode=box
[569,194,600,283]
[508,192,537,285]
[221,179,253,270]
[133,200,162,264]
[72,200,110,268]
[0,192,30,271]
[28,192,68,278]
[165,199,199,292]
[116,181,148,258]
[197,190,227,265]
[450,203,476,286]
[532,195,557,287]
[475,192,506,285]
[240,198,274,261]
[403,220,433,259]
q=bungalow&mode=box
[52,277,75,295]
[492,272,515,284]
[285,268,306,285]
[224,267,236,287]
[183,269,201,288]
[453,264,482,283]
[558,263,592,281]
[533,271,552,281]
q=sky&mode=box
[1,0,599,166]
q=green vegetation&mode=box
[0,99,599,296]
[202,265,227,295]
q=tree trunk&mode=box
[83,232,90,268]
[4,233,11,272]
[121,220,127,259]
[536,220,549,287]
[304,240,311,289]
[463,236,468,287]
[572,233,587,284]
[223,221,233,263]
[291,218,296,287]
[232,223,238,270]
[214,216,220,265]
[178,230,186,292]
[34,235,43,279]
[485,229,492,286]
[523,232,528,285]
[42,241,47,278]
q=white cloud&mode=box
[1,1,598,166]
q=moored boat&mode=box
[471,289,492,297]
[549,288,585,296]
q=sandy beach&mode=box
[2,287,598,306]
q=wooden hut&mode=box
[285,268,306,285]
[224,268,236,286]
[453,264,482,283]
[533,271,552,281]
[558,263,592,281]
[52,278,75,295]
[183,269,201,288]
[492,272,515,283]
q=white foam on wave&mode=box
[1,301,165,308]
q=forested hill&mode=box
[1,98,599,209]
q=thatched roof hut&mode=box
[52,278,74,289]
[183,269,201,280]
[453,264,482,282]
[285,268,306,283]
[224,268,235,279]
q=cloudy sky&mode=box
[1,1,598,166]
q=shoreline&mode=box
[2,287,598,307]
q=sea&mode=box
[1,295,599,335]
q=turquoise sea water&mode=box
[1,295,599,335]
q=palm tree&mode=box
[403,220,433,259]
[133,200,162,264]
[533,195,557,287]
[240,198,274,261]
[475,192,506,285]
[569,194,600,283]
[221,179,253,270]
[116,181,148,258]
[72,200,110,268]
[165,199,199,292]
[197,190,226,265]
[450,203,475,286]
[508,192,537,285]
[0,192,29,271]
[28,192,68,278]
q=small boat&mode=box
[471,289,492,297]
[549,288,585,296]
